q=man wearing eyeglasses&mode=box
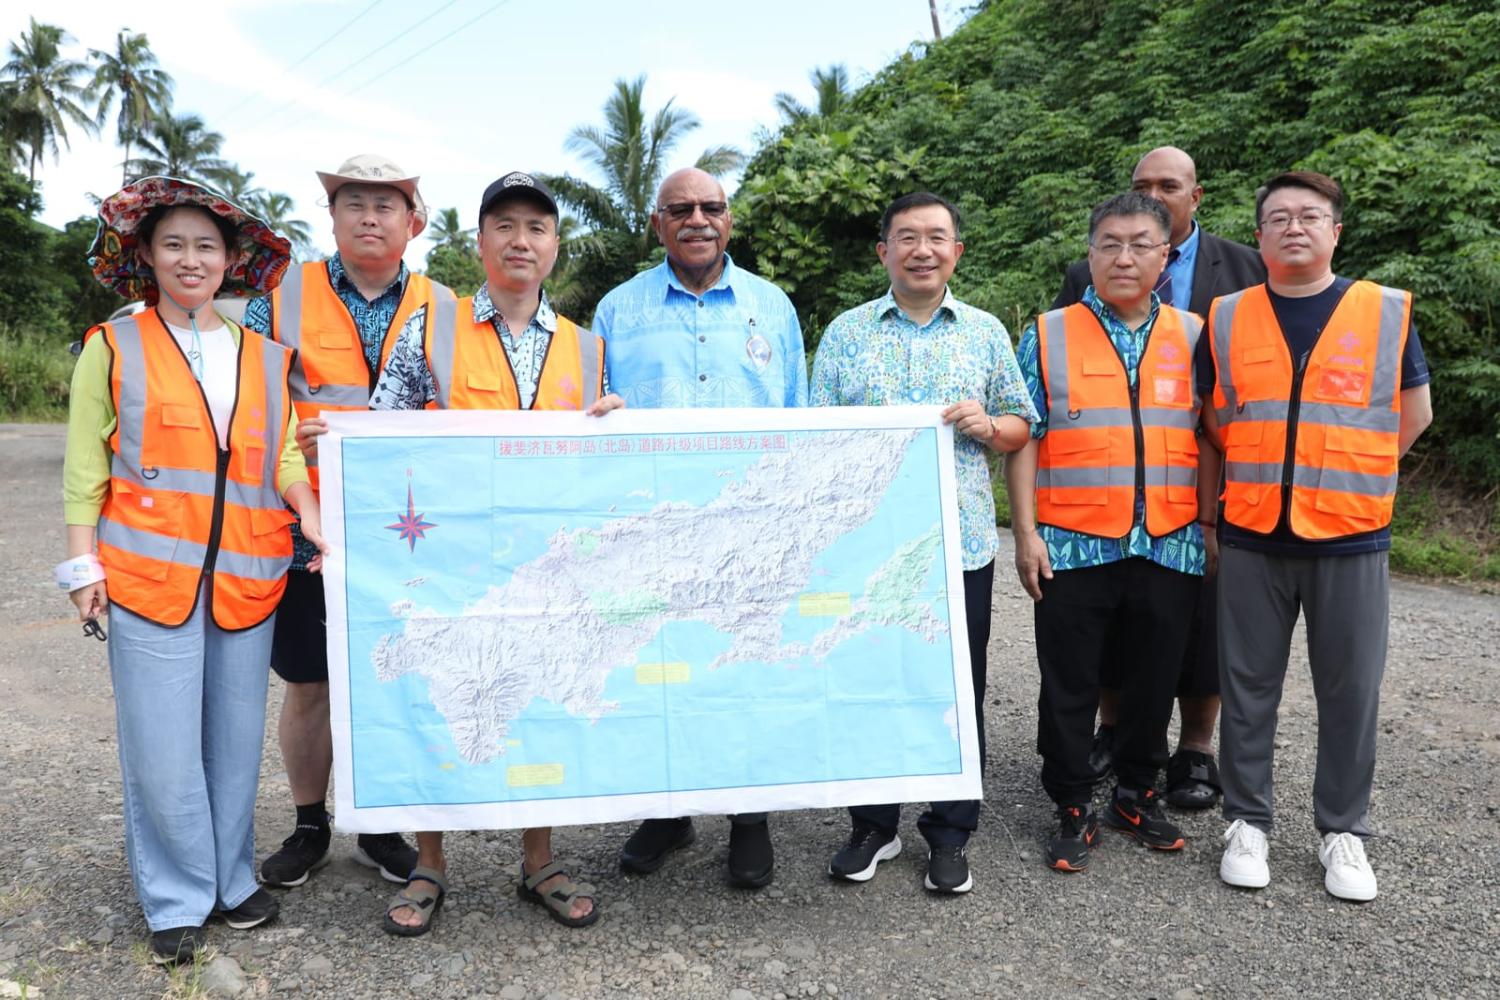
[1055,147,1265,814]
[1205,171,1431,902]
[592,167,807,889]
[811,192,1036,894]
[1008,191,1215,873]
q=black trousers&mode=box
[849,560,994,848]
[1035,557,1199,805]
[1099,570,1219,697]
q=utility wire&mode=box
[339,0,514,98]
[219,0,387,119]
[240,0,465,131]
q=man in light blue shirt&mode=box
[593,168,807,410]
[596,167,805,891]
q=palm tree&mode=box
[773,64,852,127]
[250,190,314,260]
[546,74,744,261]
[427,207,473,252]
[215,164,261,207]
[125,112,231,186]
[1,18,95,184]
[87,29,172,186]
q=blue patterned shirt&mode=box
[242,253,410,571]
[1015,286,1205,576]
[811,288,1038,571]
[593,255,807,409]
[368,285,606,411]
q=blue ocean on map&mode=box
[339,428,964,808]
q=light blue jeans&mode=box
[108,586,273,931]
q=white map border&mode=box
[322,406,980,833]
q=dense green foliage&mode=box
[732,0,1500,489]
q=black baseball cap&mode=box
[478,172,559,226]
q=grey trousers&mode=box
[1216,546,1389,837]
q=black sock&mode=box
[295,801,329,831]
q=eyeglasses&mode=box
[656,201,729,221]
[1260,210,1336,231]
[83,618,107,642]
[887,233,955,250]
[1090,240,1168,257]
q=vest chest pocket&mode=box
[466,370,502,396]
[1152,376,1192,407]
[159,403,202,430]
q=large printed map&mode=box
[321,407,981,832]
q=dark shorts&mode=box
[271,569,328,684]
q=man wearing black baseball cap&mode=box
[363,173,624,934]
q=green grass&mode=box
[0,323,73,420]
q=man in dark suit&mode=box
[1051,146,1264,811]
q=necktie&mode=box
[1155,248,1181,307]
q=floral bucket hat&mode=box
[88,175,293,304]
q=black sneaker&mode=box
[1104,786,1186,851]
[150,924,206,965]
[829,823,902,882]
[923,844,973,894]
[260,821,332,887]
[218,887,280,930]
[353,832,418,884]
[727,820,774,889]
[1089,725,1115,784]
[1165,748,1222,811]
[1047,804,1098,872]
[620,818,696,875]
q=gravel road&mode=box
[1,422,1496,999]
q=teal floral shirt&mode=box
[811,288,1038,571]
[1014,286,1205,576]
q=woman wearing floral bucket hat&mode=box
[59,175,325,965]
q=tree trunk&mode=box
[122,137,131,185]
[929,0,942,40]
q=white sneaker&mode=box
[1219,819,1270,889]
[1319,832,1377,901]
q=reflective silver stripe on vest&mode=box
[1143,464,1198,488]
[1369,284,1408,410]
[1211,289,1247,425]
[1300,401,1400,433]
[286,373,368,408]
[576,322,601,408]
[276,264,304,349]
[1053,407,1134,430]
[97,515,196,566]
[216,545,293,582]
[108,456,288,510]
[1294,465,1399,497]
[109,316,149,477]
[1035,465,1137,489]
[1225,461,1282,485]
[1039,308,1073,427]
[428,295,461,409]
[256,337,287,488]
[1139,407,1199,430]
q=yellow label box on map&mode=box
[507,764,564,787]
[798,592,852,617]
[636,662,691,685]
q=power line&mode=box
[219,0,387,120]
[240,0,465,131]
[339,0,514,98]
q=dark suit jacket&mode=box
[1050,229,1266,318]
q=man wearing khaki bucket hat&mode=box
[241,154,456,892]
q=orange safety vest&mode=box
[87,311,297,629]
[1210,280,1410,539]
[267,261,455,489]
[425,300,603,411]
[1035,303,1203,538]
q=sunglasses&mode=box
[656,201,729,221]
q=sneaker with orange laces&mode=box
[1103,786,1185,851]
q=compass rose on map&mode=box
[386,474,438,552]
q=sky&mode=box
[8,0,968,268]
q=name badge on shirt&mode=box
[745,317,772,371]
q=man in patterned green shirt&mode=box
[1006,192,1218,875]
[811,191,1036,895]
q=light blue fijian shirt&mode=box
[1163,221,1200,310]
[593,255,807,409]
